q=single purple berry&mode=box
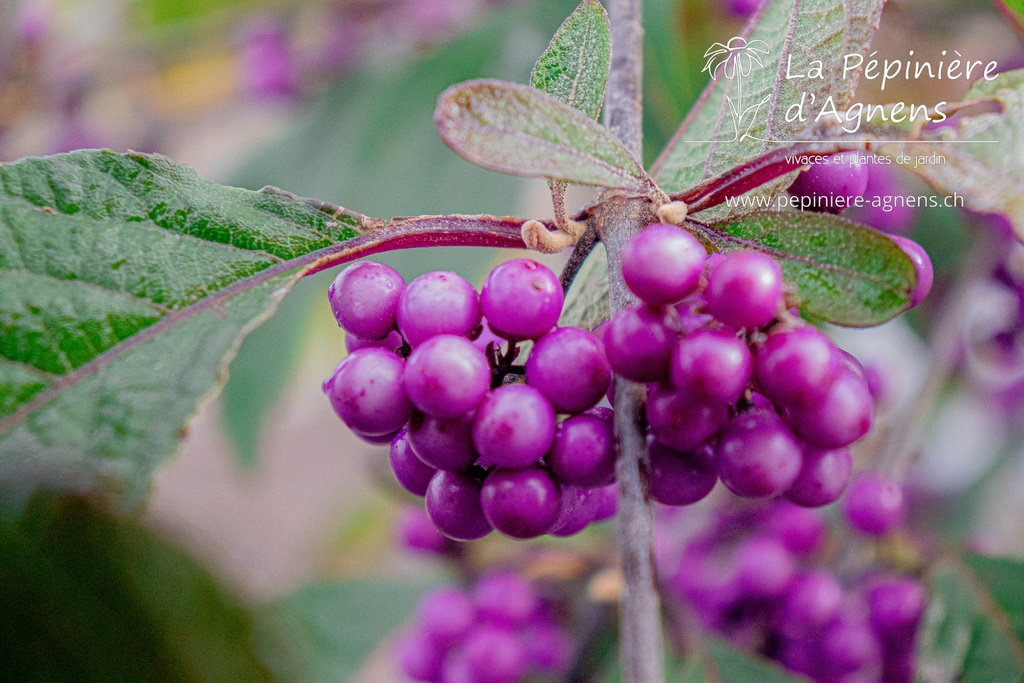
[788,151,870,210]
[821,615,883,678]
[397,270,481,346]
[403,335,490,419]
[472,385,556,469]
[525,327,612,413]
[777,570,844,636]
[425,470,493,541]
[716,410,802,498]
[480,466,562,539]
[460,625,529,683]
[394,630,444,682]
[670,328,752,403]
[395,506,453,555]
[418,587,476,647]
[622,223,707,306]
[647,441,718,506]
[548,413,616,488]
[867,577,927,645]
[408,411,478,471]
[844,472,905,536]
[602,306,676,383]
[704,251,784,330]
[754,326,841,407]
[473,571,539,625]
[591,483,618,523]
[390,430,437,496]
[785,445,852,507]
[891,235,934,308]
[328,261,405,340]
[853,162,919,234]
[550,486,598,537]
[763,501,827,555]
[480,259,563,340]
[323,349,412,437]
[734,535,797,598]
[646,384,729,452]
[788,369,873,448]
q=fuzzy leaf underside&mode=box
[531,0,611,120]
[434,79,649,190]
[0,151,533,503]
[697,211,917,327]
[916,556,1024,682]
[650,0,885,200]
[873,69,1024,242]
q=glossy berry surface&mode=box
[755,326,840,407]
[716,410,802,498]
[647,384,729,453]
[397,270,481,346]
[788,151,870,209]
[323,349,412,437]
[472,384,556,469]
[670,329,752,403]
[403,335,490,419]
[647,441,718,506]
[525,326,611,414]
[788,369,873,448]
[548,413,616,488]
[425,470,492,542]
[844,472,905,536]
[704,251,784,329]
[481,466,562,539]
[480,258,563,340]
[602,306,675,383]
[621,223,707,306]
[390,430,438,496]
[407,412,478,471]
[890,235,934,308]
[784,445,852,508]
[328,261,405,340]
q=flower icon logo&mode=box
[702,37,771,142]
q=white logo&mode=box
[701,37,771,142]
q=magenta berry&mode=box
[891,234,934,308]
[755,326,841,407]
[844,472,905,536]
[480,258,563,340]
[788,151,870,209]
[548,412,616,488]
[777,570,844,635]
[704,250,784,329]
[390,430,437,496]
[734,535,797,598]
[407,411,478,471]
[394,630,444,682]
[460,625,529,683]
[621,223,707,306]
[788,369,873,448]
[481,466,562,539]
[784,445,852,508]
[670,328,752,403]
[418,587,475,646]
[716,410,802,498]
[473,571,539,624]
[867,577,927,643]
[647,441,717,506]
[344,329,403,353]
[472,384,556,469]
[425,470,493,541]
[323,349,412,437]
[525,326,612,413]
[328,261,405,340]
[646,384,729,452]
[403,334,490,419]
[396,270,481,346]
[550,486,598,537]
[602,306,675,383]
[395,506,453,556]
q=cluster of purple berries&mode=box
[323,258,617,542]
[395,571,573,683]
[605,223,885,508]
[660,500,926,683]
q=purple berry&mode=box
[523,622,572,675]
[397,271,481,346]
[460,625,528,683]
[785,445,852,508]
[670,329,752,403]
[394,630,444,682]
[323,349,413,437]
[408,411,478,471]
[403,335,491,419]
[716,410,802,498]
[328,261,405,340]
[725,0,763,18]
[854,162,919,234]
[396,506,453,555]
[472,385,556,469]
[647,441,718,506]
[591,483,618,522]
[844,472,905,536]
[550,486,598,537]
[788,151,870,209]
[763,501,827,555]
[646,384,729,452]
[777,570,844,636]
[734,535,796,598]
[548,413,616,488]
[602,306,675,383]
[622,223,707,306]
[788,369,873,448]
[480,466,562,539]
[754,326,841,407]
[704,251,784,329]
[821,615,883,678]
[525,327,612,413]
[345,329,404,353]
[480,259,563,340]
[390,430,438,496]
[419,587,475,646]
[891,235,934,308]
[867,577,927,644]
[473,571,538,625]
[425,470,493,541]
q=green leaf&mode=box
[696,639,808,682]
[695,211,917,327]
[873,69,1024,242]
[531,0,611,120]
[559,242,610,330]
[916,558,1024,682]
[649,0,886,198]
[0,493,272,681]
[1003,0,1024,21]
[0,150,534,503]
[435,79,652,191]
[256,577,443,682]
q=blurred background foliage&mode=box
[1,0,1023,679]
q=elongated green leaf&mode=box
[873,70,1024,242]
[650,0,886,199]
[695,211,917,327]
[917,558,1024,683]
[0,493,272,680]
[0,151,537,503]
[435,79,651,191]
[697,639,807,683]
[531,0,611,120]
[559,242,610,330]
